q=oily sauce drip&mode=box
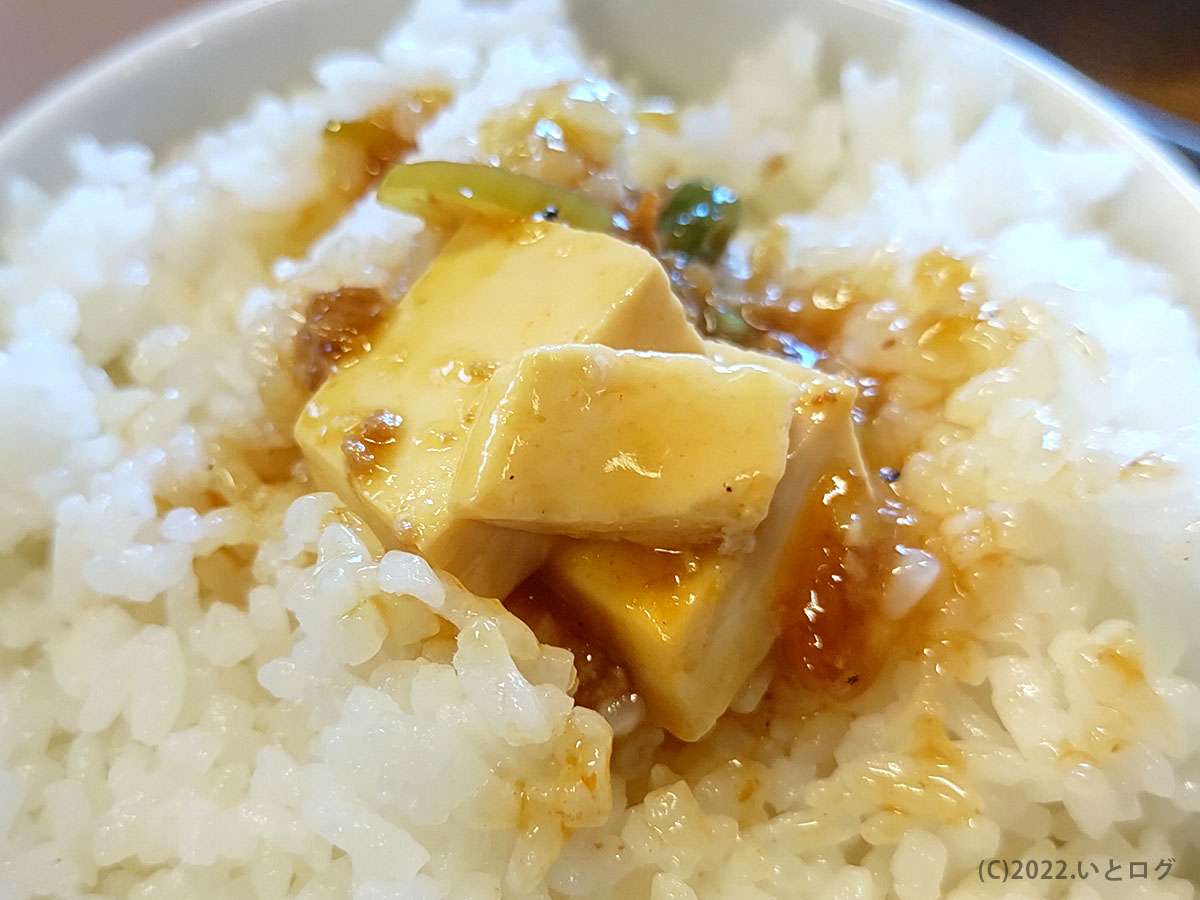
[505,578,634,713]
[775,466,881,693]
[743,249,1024,698]
[292,286,390,391]
[277,94,447,258]
[322,113,412,191]
[774,466,937,696]
[342,409,404,476]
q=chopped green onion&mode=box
[656,179,742,264]
[377,161,613,232]
[707,307,754,344]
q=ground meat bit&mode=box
[617,189,664,254]
[293,287,390,391]
[342,409,404,476]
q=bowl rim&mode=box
[0,0,287,166]
[1,0,1198,205]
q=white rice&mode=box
[1,0,1198,897]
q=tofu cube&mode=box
[450,344,801,544]
[705,339,875,486]
[543,369,863,740]
[294,221,703,598]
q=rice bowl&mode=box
[1,0,1199,897]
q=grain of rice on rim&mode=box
[1,0,1198,897]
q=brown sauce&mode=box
[323,113,412,190]
[505,578,634,712]
[733,249,1027,699]
[276,96,447,258]
[775,469,910,695]
[342,409,404,476]
[292,286,390,391]
[478,80,624,189]
[281,175,1021,741]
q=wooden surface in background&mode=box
[0,0,1198,124]
[958,0,1200,125]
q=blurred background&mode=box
[1,0,1198,125]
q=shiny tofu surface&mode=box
[293,220,702,599]
[543,372,863,740]
[705,339,875,485]
[703,339,814,380]
[450,344,800,544]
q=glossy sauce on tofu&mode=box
[517,244,1022,708]
[286,240,1015,723]
[292,220,706,602]
[280,99,1028,740]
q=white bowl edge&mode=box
[1,0,1198,303]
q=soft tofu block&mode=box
[704,339,814,380]
[450,344,800,544]
[543,370,863,740]
[706,338,875,484]
[294,220,703,599]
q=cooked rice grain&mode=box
[1,0,1198,897]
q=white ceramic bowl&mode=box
[2,0,1199,304]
